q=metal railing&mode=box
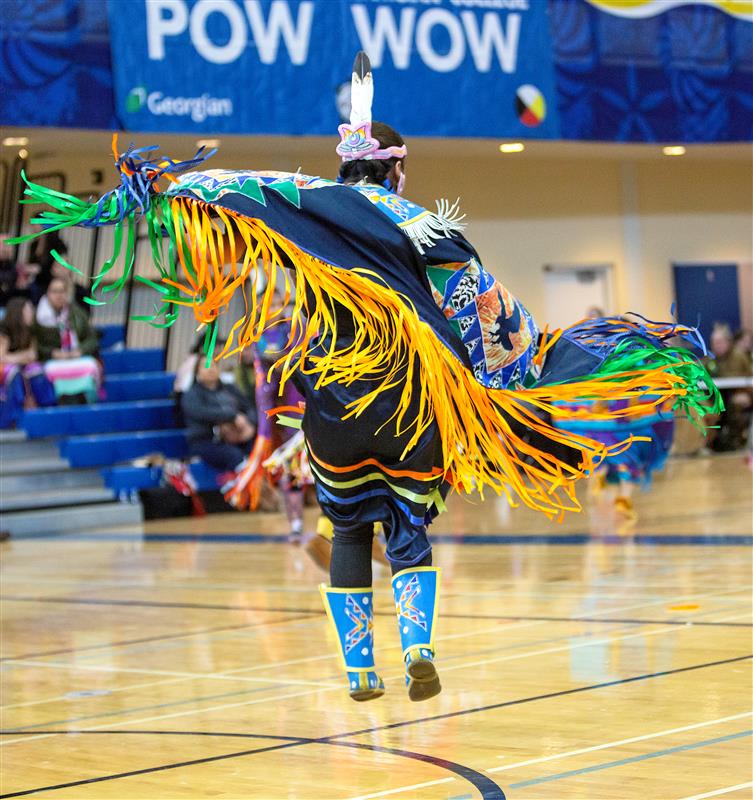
[5,164,255,372]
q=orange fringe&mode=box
[161,197,694,519]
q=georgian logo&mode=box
[124,87,233,123]
[126,86,147,113]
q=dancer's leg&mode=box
[320,521,384,701]
[330,523,373,587]
[282,487,304,540]
[383,521,441,702]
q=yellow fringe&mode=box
[163,197,693,519]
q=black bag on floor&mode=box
[138,486,192,519]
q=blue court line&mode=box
[3,658,751,798]
[510,729,753,789]
[10,532,753,545]
[5,622,638,729]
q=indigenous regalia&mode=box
[552,394,675,517]
[7,55,720,702]
[223,317,310,532]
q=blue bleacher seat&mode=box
[97,324,126,349]
[101,348,165,374]
[103,372,176,402]
[22,400,177,439]
[60,429,188,467]
[101,461,222,494]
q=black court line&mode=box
[329,653,753,740]
[0,594,321,614]
[0,731,505,799]
[2,595,749,629]
[2,654,749,798]
[0,615,317,663]
[440,612,753,628]
[19,531,753,545]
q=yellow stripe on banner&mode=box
[585,0,753,21]
[159,197,701,520]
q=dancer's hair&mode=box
[337,121,405,188]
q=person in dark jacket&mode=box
[182,357,257,471]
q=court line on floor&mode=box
[3,581,750,617]
[677,781,753,800]
[0,619,536,714]
[346,777,455,800]
[487,711,753,773]
[343,712,753,800]
[3,659,341,688]
[1,619,612,727]
[1,655,749,791]
[324,654,753,741]
[9,531,753,545]
[0,730,506,800]
[1,607,694,719]
[436,624,711,677]
[507,729,753,790]
[3,585,745,722]
[6,575,750,592]
[0,614,316,664]
[0,594,324,614]
[713,611,753,623]
[440,612,752,628]
[2,621,749,747]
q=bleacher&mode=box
[0,325,220,536]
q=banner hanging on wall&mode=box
[553,0,753,142]
[106,0,560,138]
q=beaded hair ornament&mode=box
[336,52,407,169]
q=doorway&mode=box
[543,263,614,329]
[673,263,741,346]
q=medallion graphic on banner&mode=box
[107,0,559,137]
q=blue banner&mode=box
[3,0,751,142]
[552,0,753,142]
[0,0,117,129]
[106,0,560,138]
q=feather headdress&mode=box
[336,51,407,162]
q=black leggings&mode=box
[330,523,432,587]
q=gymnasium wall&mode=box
[20,139,752,329]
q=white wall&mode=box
[14,133,753,329]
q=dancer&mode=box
[250,289,307,541]
[552,396,675,521]
[8,53,720,704]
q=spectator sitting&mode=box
[35,278,101,404]
[704,324,753,451]
[28,229,68,297]
[173,334,232,427]
[173,334,229,395]
[182,357,257,472]
[733,328,753,372]
[0,237,20,308]
[0,298,55,428]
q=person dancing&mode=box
[8,54,720,704]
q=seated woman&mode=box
[0,298,55,428]
[181,357,257,473]
[35,278,101,404]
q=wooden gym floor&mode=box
[1,452,751,799]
